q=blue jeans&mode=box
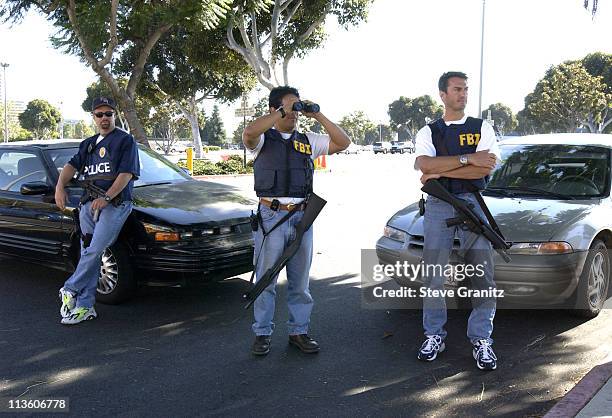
[252,205,314,336]
[422,193,496,344]
[63,200,132,309]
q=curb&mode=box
[543,361,612,418]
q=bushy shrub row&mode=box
[178,155,253,175]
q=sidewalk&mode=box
[544,360,612,418]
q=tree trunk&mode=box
[177,97,204,158]
[122,104,149,147]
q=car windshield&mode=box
[47,145,191,187]
[374,142,383,147]
[486,144,610,199]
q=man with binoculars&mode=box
[243,86,350,356]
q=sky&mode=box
[0,0,610,136]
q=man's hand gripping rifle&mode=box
[421,179,512,263]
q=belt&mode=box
[259,199,306,212]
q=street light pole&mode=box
[1,63,8,143]
[478,0,486,118]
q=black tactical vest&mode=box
[428,117,487,193]
[253,129,314,198]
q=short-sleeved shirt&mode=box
[69,128,140,202]
[414,115,500,170]
[247,131,330,204]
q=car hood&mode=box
[131,180,256,226]
[388,196,594,242]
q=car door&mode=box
[0,148,66,264]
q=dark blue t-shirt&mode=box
[68,128,140,202]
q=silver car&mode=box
[376,134,612,317]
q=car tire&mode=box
[571,239,610,318]
[96,242,137,305]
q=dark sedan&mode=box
[0,140,255,304]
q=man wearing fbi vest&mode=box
[243,86,350,356]
[55,97,139,325]
[414,72,501,370]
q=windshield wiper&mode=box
[134,181,173,188]
[486,186,575,200]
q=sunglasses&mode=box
[94,111,115,118]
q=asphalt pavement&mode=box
[0,152,611,417]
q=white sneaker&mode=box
[59,287,76,318]
[473,339,498,371]
[417,335,445,361]
[61,307,97,325]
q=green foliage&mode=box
[525,61,610,133]
[18,99,62,139]
[481,103,518,135]
[178,155,252,175]
[365,124,393,144]
[339,111,375,145]
[233,120,247,143]
[82,79,161,130]
[388,95,443,140]
[201,105,226,146]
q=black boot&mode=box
[252,335,271,356]
[289,334,320,354]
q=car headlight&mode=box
[143,222,180,242]
[508,242,574,255]
[383,226,407,242]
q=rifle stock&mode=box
[243,193,327,309]
[422,179,511,263]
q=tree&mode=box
[1,0,233,146]
[18,99,62,139]
[144,26,255,158]
[149,104,190,154]
[339,111,375,145]
[202,105,226,146]
[583,0,599,17]
[74,120,95,139]
[225,0,373,89]
[388,95,443,140]
[233,120,247,143]
[81,79,157,131]
[365,124,393,144]
[0,104,31,141]
[526,61,611,133]
[63,123,74,139]
[481,103,517,136]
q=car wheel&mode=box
[96,242,136,305]
[572,239,610,318]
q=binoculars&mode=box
[292,101,320,113]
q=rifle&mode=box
[243,193,327,309]
[78,177,119,222]
[421,179,512,263]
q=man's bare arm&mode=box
[242,111,283,149]
[417,150,497,174]
[440,165,493,179]
[313,113,350,154]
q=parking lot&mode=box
[0,151,610,416]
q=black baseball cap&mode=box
[92,97,117,111]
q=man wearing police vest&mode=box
[243,86,350,356]
[55,97,140,325]
[414,72,501,370]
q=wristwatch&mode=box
[103,194,112,202]
[277,106,286,118]
[459,155,469,166]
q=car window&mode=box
[46,146,191,186]
[489,144,610,198]
[0,151,48,192]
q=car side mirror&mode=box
[181,167,192,176]
[21,181,53,195]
